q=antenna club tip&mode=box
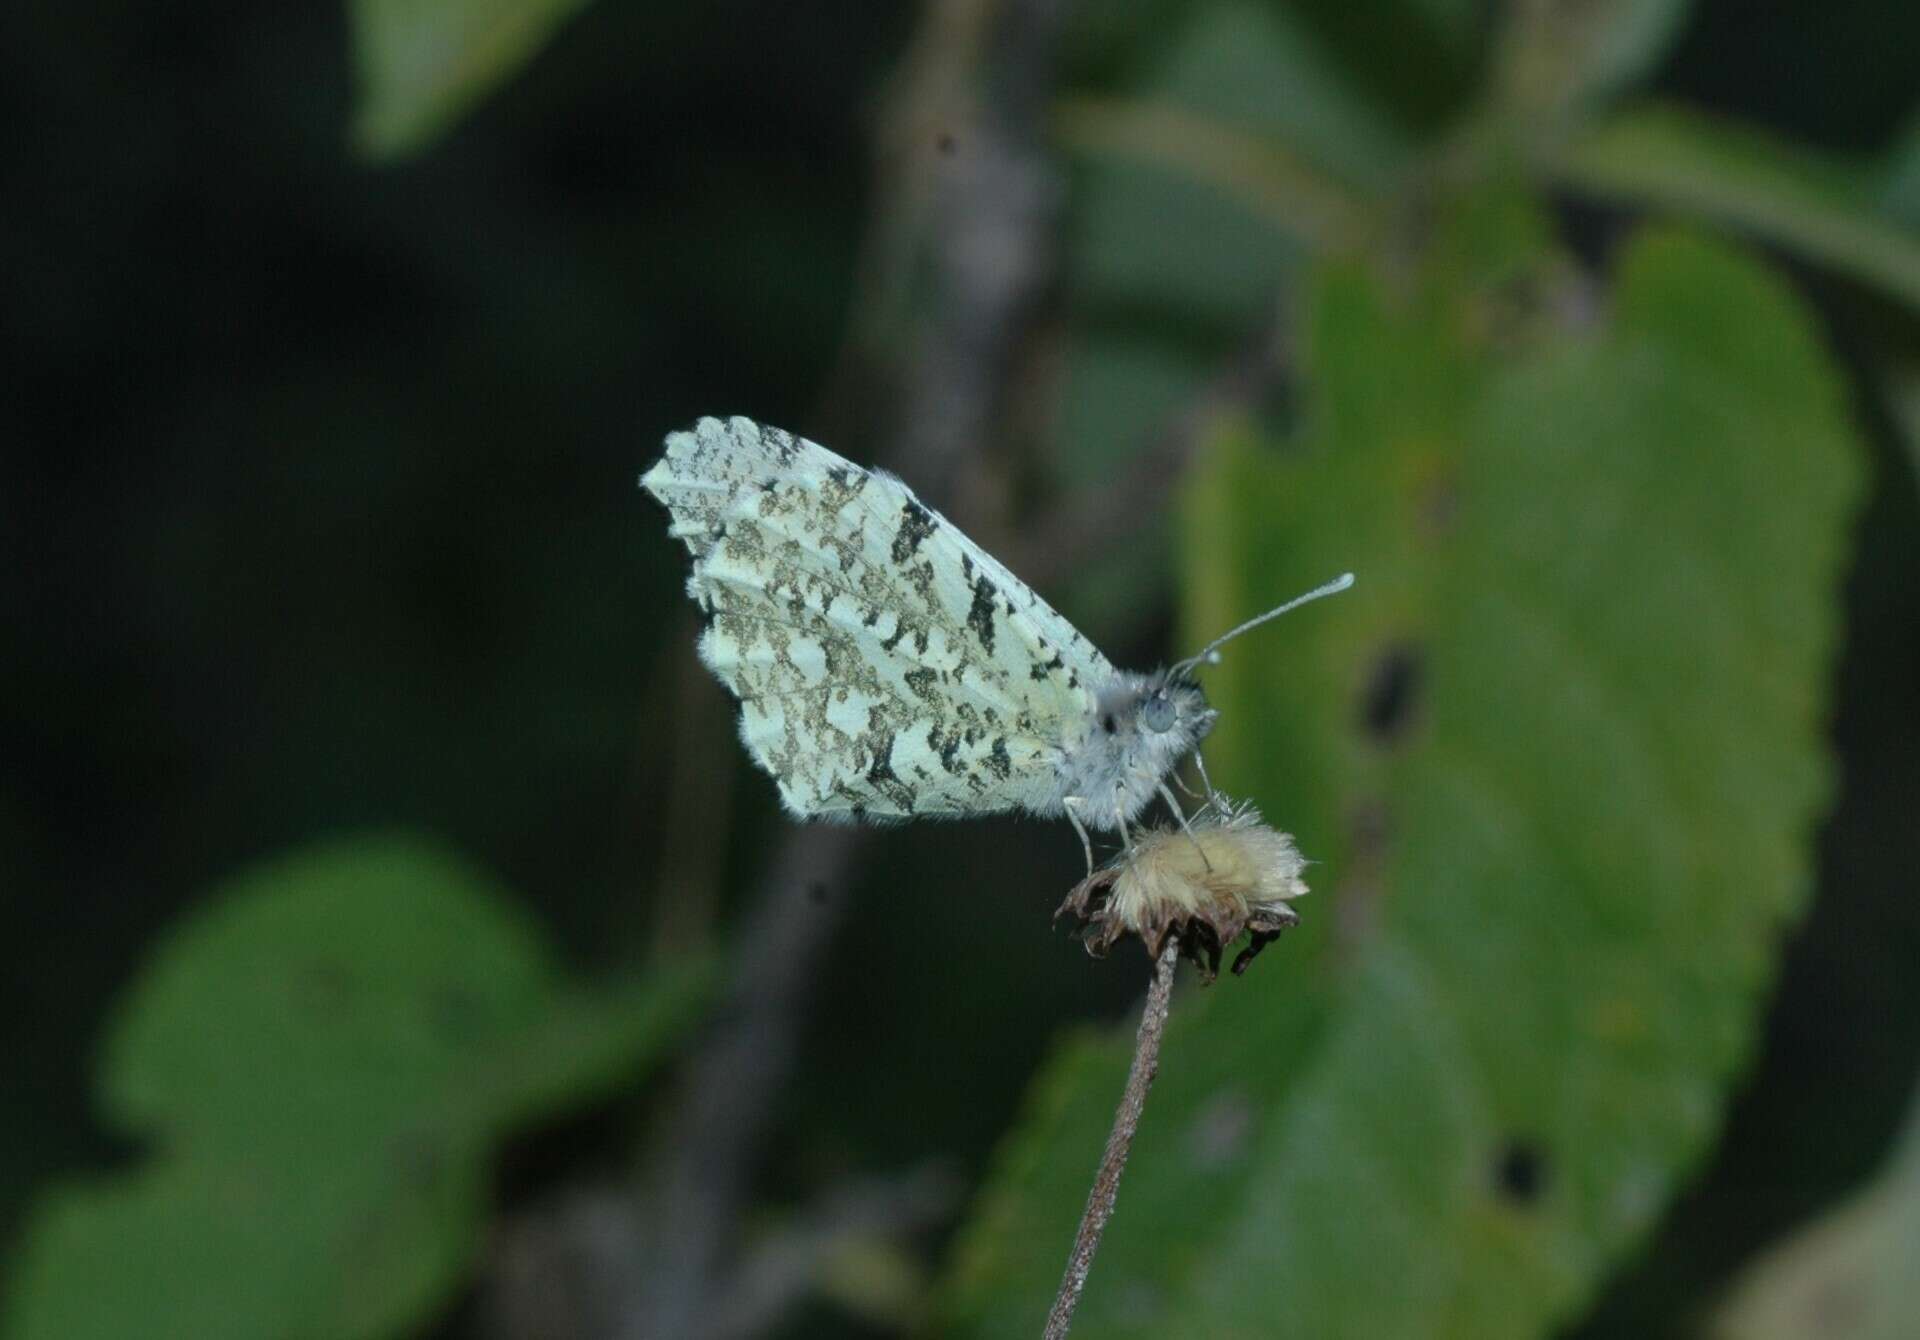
[1333,571,1356,590]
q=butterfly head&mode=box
[1139,675,1214,741]
[1073,671,1218,826]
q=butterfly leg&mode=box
[1159,780,1195,832]
[1191,749,1223,807]
[1159,781,1215,872]
[1113,785,1135,854]
[1063,796,1096,877]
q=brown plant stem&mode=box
[1043,937,1181,1338]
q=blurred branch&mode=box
[1054,96,1375,254]
[709,1163,962,1340]
[879,0,1071,509]
[646,613,736,957]
[1488,0,1691,127]
[1044,938,1181,1338]
[1549,103,1920,313]
[624,823,867,1339]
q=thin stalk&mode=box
[1043,938,1181,1337]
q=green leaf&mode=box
[1714,1078,1920,1340]
[1553,103,1920,312]
[348,0,597,159]
[939,225,1861,1336]
[3,837,713,1340]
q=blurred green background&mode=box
[5,1,1918,1337]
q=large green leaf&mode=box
[1714,1077,1920,1340]
[348,0,597,158]
[1554,103,1920,312]
[939,224,1861,1336]
[2,837,712,1340]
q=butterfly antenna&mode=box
[1170,572,1354,680]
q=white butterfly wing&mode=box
[642,416,1110,820]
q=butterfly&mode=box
[641,416,1349,865]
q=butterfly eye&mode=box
[1141,691,1177,734]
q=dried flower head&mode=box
[1056,799,1308,981]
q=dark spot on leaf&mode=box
[808,882,831,905]
[298,961,354,1010]
[1420,474,1460,536]
[1493,1138,1547,1205]
[1102,714,1117,734]
[1361,643,1423,744]
[936,130,956,154]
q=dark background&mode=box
[5,1,1918,1334]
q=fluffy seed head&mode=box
[1056,799,1309,980]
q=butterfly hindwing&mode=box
[643,417,1109,820]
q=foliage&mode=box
[939,201,1862,1331]
[349,0,599,157]
[2,840,712,1340]
[9,0,1912,1337]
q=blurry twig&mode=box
[1054,96,1375,253]
[709,1162,962,1340]
[623,823,865,1338]
[649,613,736,956]
[889,0,1068,510]
[1044,939,1182,1338]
